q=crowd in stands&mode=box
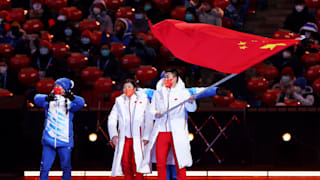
[2,0,320,108]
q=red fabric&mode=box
[149,20,300,74]
[121,138,144,180]
[156,132,186,180]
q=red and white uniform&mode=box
[140,78,197,179]
[108,91,152,178]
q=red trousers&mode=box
[121,137,144,180]
[156,132,186,180]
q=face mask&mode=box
[81,37,90,44]
[57,15,67,21]
[305,31,312,38]
[93,7,101,14]
[135,13,144,19]
[64,28,72,36]
[101,49,110,57]
[164,79,173,88]
[295,5,304,12]
[281,75,291,83]
[144,4,151,11]
[0,66,7,74]
[54,87,62,95]
[124,88,134,97]
[293,85,302,93]
[282,51,292,59]
[185,13,193,21]
[40,47,49,55]
[33,3,42,10]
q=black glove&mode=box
[65,91,75,101]
[45,92,55,102]
[216,88,229,96]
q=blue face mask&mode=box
[144,4,151,11]
[185,13,193,21]
[101,49,110,57]
[135,13,144,20]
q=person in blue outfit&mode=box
[34,78,85,180]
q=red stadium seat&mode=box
[36,78,55,94]
[10,54,30,70]
[23,19,44,34]
[211,91,235,107]
[18,67,39,85]
[52,43,70,60]
[67,52,88,69]
[115,7,135,21]
[246,77,269,94]
[261,89,281,106]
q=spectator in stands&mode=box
[197,1,224,26]
[91,43,122,82]
[31,40,55,78]
[77,30,99,61]
[1,21,26,48]
[29,0,45,20]
[127,33,156,65]
[50,11,70,42]
[283,0,315,33]
[132,7,150,35]
[272,67,296,91]
[185,7,199,23]
[276,77,314,106]
[101,18,133,47]
[0,61,8,88]
[291,77,314,106]
[144,0,168,24]
[62,24,81,52]
[88,0,113,34]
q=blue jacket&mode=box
[34,94,85,148]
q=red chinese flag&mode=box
[150,20,300,74]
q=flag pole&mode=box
[161,73,238,116]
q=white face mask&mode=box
[281,75,291,83]
[293,85,302,93]
[40,47,49,55]
[81,37,90,44]
[57,15,67,21]
[93,7,101,15]
[295,5,304,12]
[33,3,42,10]
[64,28,72,36]
[0,66,7,74]
[282,51,292,59]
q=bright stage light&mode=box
[282,132,291,142]
[89,133,98,142]
[188,133,194,141]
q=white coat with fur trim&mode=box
[140,78,197,173]
[108,91,152,177]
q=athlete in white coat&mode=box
[108,79,153,179]
[140,68,197,180]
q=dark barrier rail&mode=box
[1,105,320,173]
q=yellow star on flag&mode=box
[260,43,286,50]
[238,41,246,45]
[239,46,247,50]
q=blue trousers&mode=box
[40,145,72,180]
[167,164,177,180]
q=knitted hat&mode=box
[55,78,74,91]
[300,22,318,33]
[293,77,307,89]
